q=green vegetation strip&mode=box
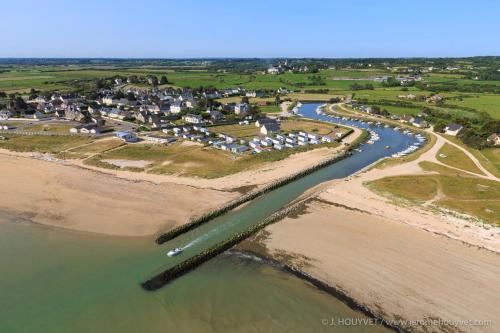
[155,129,355,244]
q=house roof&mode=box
[262,123,280,132]
[446,123,463,131]
[257,118,277,125]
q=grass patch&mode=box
[437,199,499,225]
[0,134,92,153]
[368,176,438,202]
[279,118,346,136]
[19,123,74,134]
[210,123,261,139]
[436,143,484,175]
[69,138,125,155]
[369,164,500,225]
[259,105,280,113]
[88,140,340,178]
[442,135,500,178]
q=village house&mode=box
[115,131,138,142]
[143,135,175,144]
[24,110,49,120]
[427,95,444,103]
[399,115,413,123]
[411,117,429,128]
[487,133,500,146]
[170,101,185,114]
[260,122,281,135]
[0,110,12,120]
[255,117,277,127]
[183,113,204,124]
[234,103,250,116]
[267,66,283,75]
[206,110,223,122]
[398,93,416,100]
[444,123,463,136]
[277,87,289,94]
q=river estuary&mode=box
[0,103,419,332]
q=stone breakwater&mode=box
[155,129,359,245]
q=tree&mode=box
[241,96,250,104]
[275,95,281,106]
[11,96,27,110]
[29,88,38,100]
[159,75,168,85]
[149,76,158,86]
[433,120,447,133]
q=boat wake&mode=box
[181,219,241,250]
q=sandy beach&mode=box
[254,200,500,333]
[240,128,500,332]
[0,153,239,236]
[0,135,353,236]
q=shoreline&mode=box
[0,125,359,237]
[235,124,500,332]
[226,249,404,333]
[239,198,500,333]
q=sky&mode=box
[1,0,499,58]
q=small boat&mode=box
[385,145,391,149]
[167,247,183,257]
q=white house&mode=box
[444,123,463,136]
[321,136,333,143]
[260,122,280,135]
[170,101,185,114]
[267,67,283,75]
[183,114,204,124]
[144,135,175,144]
[234,103,250,116]
[0,110,12,120]
[115,131,138,142]
[487,133,499,146]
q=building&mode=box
[267,67,283,75]
[170,101,185,114]
[321,136,333,143]
[206,110,223,122]
[234,103,250,116]
[183,114,204,124]
[80,124,101,134]
[0,110,12,120]
[411,117,429,128]
[115,131,138,142]
[444,123,463,136]
[487,133,500,146]
[144,135,175,144]
[255,118,277,127]
[399,115,413,123]
[260,122,281,135]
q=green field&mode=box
[369,163,500,225]
[85,140,340,179]
[0,134,92,153]
[436,143,484,175]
